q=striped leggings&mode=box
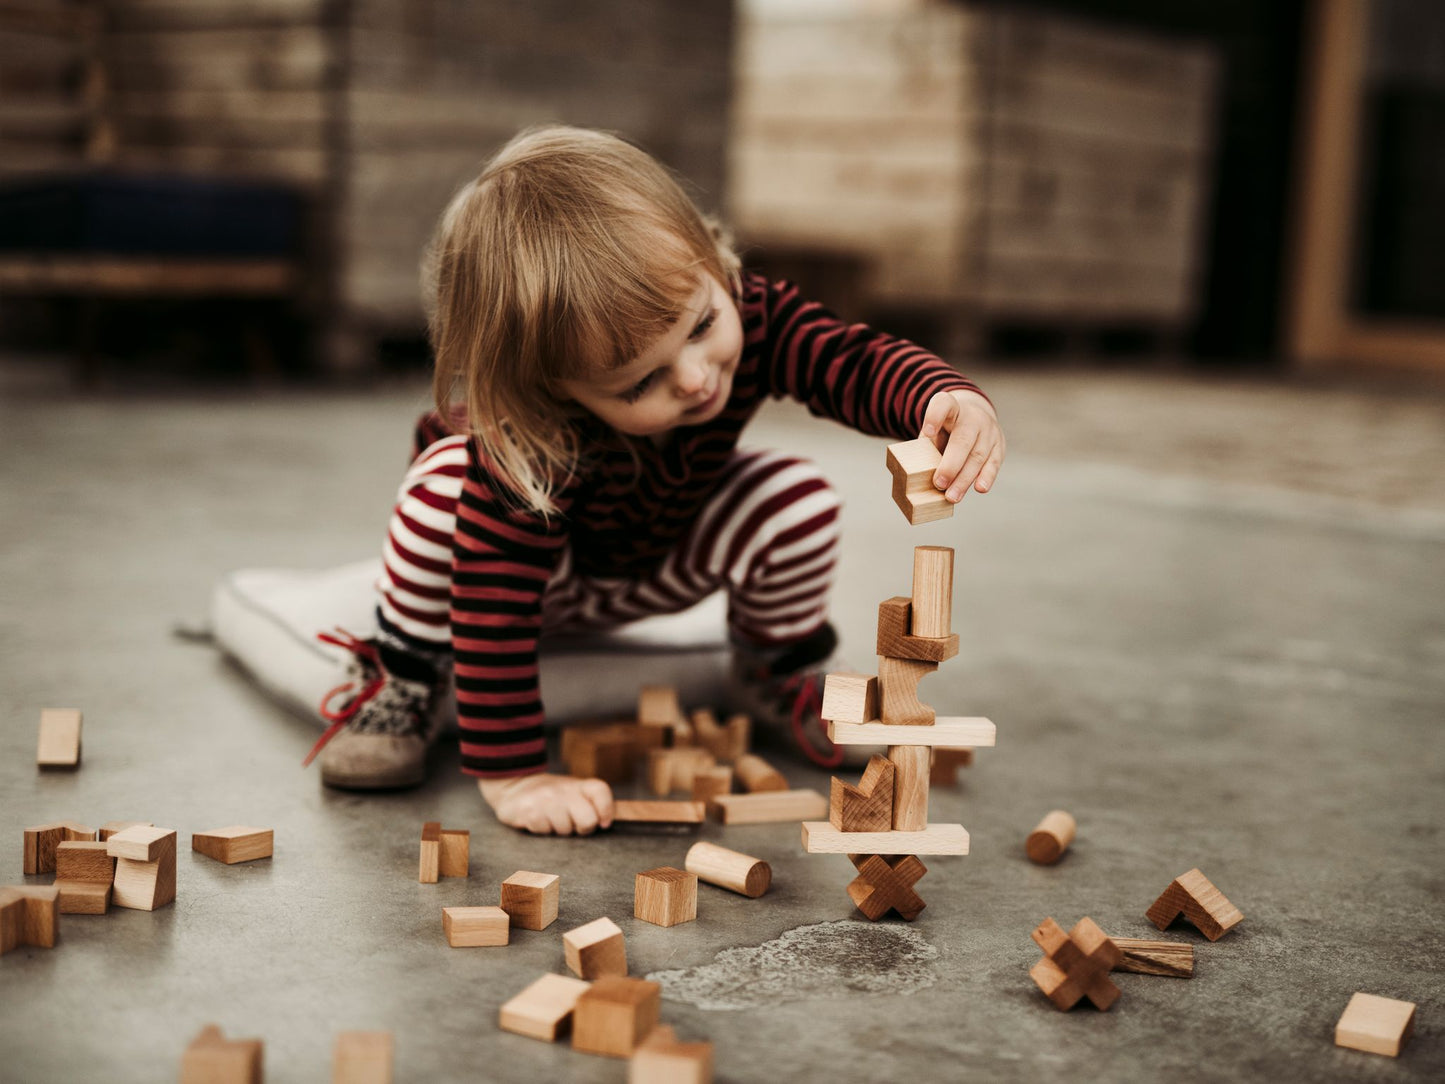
[376,435,842,652]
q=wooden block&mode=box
[802,821,970,855]
[418,821,440,884]
[442,905,509,947]
[23,823,66,875]
[929,747,973,785]
[878,655,936,726]
[57,880,110,915]
[711,789,828,825]
[629,1024,714,1083]
[1145,868,1243,941]
[733,753,788,793]
[684,841,770,898]
[99,820,152,841]
[889,744,930,831]
[1029,916,1122,1011]
[847,853,927,921]
[723,713,751,761]
[690,709,730,761]
[332,1031,393,1083]
[499,973,591,1042]
[634,867,697,928]
[563,917,627,979]
[0,890,22,955]
[829,718,996,747]
[820,671,878,724]
[438,829,469,878]
[2,885,60,948]
[59,821,96,841]
[567,732,636,785]
[886,438,954,525]
[500,871,560,931]
[829,755,894,832]
[105,824,172,862]
[613,800,706,825]
[646,748,714,796]
[572,976,661,1058]
[56,841,114,883]
[37,708,82,769]
[180,1024,263,1084]
[1110,937,1194,978]
[637,685,682,729]
[1335,992,1416,1057]
[690,765,733,806]
[1026,810,1076,865]
[111,829,177,911]
[910,545,954,637]
[876,597,958,663]
[192,827,273,865]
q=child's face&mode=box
[559,274,742,437]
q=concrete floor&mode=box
[1,365,1442,1081]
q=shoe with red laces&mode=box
[304,629,443,790]
[731,623,858,769]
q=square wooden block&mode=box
[635,867,697,928]
[193,827,273,865]
[438,829,469,879]
[820,672,878,725]
[499,973,591,1042]
[500,871,559,931]
[1335,992,1416,1057]
[630,1024,714,1084]
[572,976,661,1058]
[442,905,509,947]
[108,827,177,911]
[56,841,114,884]
[563,917,627,979]
[36,708,82,769]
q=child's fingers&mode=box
[937,426,983,500]
[579,779,615,828]
[919,393,958,450]
[974,440,1005,493]
[568,793,600,836]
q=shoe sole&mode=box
[320,765,426,790]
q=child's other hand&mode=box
[920,389,1005,501]
[477,774,615,835]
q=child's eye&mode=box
[689,308,717,341]
[619,371,655,404]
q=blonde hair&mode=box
[425,126,741,516]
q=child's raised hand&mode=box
[920,389,1005,501]
[477,774,615,835]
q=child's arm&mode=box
[920,389,1005,502]
[478,774,614,835]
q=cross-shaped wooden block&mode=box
[845,853,927,921]
[1029,916,1122,1011]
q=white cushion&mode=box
[211,559,732,728]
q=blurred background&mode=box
[1,0,1442,384]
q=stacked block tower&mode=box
[800,439,997,920]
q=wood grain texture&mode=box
[56,841,113,883]
[418,821,440,883]
[23,823,66,875]
[105,824,171,861]
[1145,868,1243,941]
[1110,937,1194,978]
[711,790,827,825]
[820,671,878,724]
[1334,992,1416,1057]
[846,853,927,921]
[889,744,930,831]
[878,655,937,726]
[1029,916,1122,1011]
[4,886,60,948]
[829,755,895,832]
[36,708,81,769]
[910,546,954,637]
[500,871,560,931]
[829,718,996,747]
[684,841,770,898]
[110,829,176,911]
[875,597,958,663]
[572,976,661,1059]
[1025,810,1076,864]
[438,828,469,878]
[613,800,706,825]
[499,973,591,1042]
[192,826,273,864]
[563,917,627,980]
[802,821,970,855]
[56,880,110,915]
[886,439,954,524]
[442,905,509,947]
[634,867,697,928]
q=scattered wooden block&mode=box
[193,827,273,865]
[499,973,592,1042]
[56,840,114,883]
[634,867,697,928]
[828,718,996,747]
[0,889,23,955]
[1029,917,1122,1011]
[0,885,60,949]
[1335,992,1416,1057]
[1110,937,1194,978]
[684,841,771,898]
[629,1024,714,1083]
[711,790,828,825]
[36,708,82,769]
[563,917,627,979]
[876,597,958,663]
[820,671,878,724]
[910,545,954,637]
[886,438,953,525]
[690,765,733,807]
[690,709,730,761]
[108,826,177,911]
[613,800,706,825]
[566,731,637,784]
[180,1024,263,1084]
[57,880,110,915]
[637,685,683,729]
[722,712,751,761]
[847,854,927,921]
[572,975,662,1058]
[878,655,937,726]
[23,823,66,875]
[829,754,894,832]
[733,753,788,793]
[1145,868,1243,941]
[59,821,96,841]
[888,744,930,830]
[929,747,973,785]
[1026,810,1076,865]
[99,820,152,841]
[332,1031,393,1083]
[801,821,970,855]
[500,871,560,931]
[438,828,469,878]
[442,905,509,947]
[418,822,440,883]
[646,748,714,796]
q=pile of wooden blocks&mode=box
[180,1025,394,1082]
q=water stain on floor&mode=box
[647,920,940,1011]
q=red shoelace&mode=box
[301,629,386,768]
[787,672,845,769]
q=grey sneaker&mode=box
[304,629,443,790]
[731,623,852,768]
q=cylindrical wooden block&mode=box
[685,841,771,898]
[911,546,954,637]
[1025,810,1076,864]
[734,754,787,793]
[888,745,930,831]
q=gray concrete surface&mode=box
[1,367,1442,1081]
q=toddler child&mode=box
[304,126,1005,835]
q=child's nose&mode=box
[675,355,708,395]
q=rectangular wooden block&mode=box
[111,829,177,911]
[499,973,592,1042]
[57,880,111,915]
[37,708,82,769]
[910,545,954,637]
[180,1025,263,1084]
[712,790,828,825]
[630,1024,714,1084]
[99,820,152,841]
[0,890,23,954]
[634,867,698,928]
[889,744,930,831]
[572,976,661,1058]
[723,713,751,761]
[23,823,66,875]
[876,597,959,663]
[439,829,469,878]
[418,821,440,884]
[442,905,509,947]
[56,840,115,884]
[801,821,971,855]
[105,824,172,862]
[820,671,878,724]
[613,800,706,825]
[828,718,996,747]
[192,827,273,865]
[333,1031,393,1083]
[1335,991,1416,1057]
[829,755,895,832]
[1111,937,1195,978]
[500,870,560,931]
[563,916,627,979]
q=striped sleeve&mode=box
[756,277,986,439]
[449,451,568,779]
